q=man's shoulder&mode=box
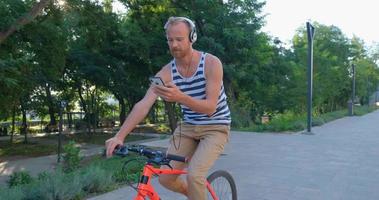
[204,52,222,69]
[161,62,173,73]
[156,62,173,83]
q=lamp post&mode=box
[304,22,315,135]
[57,100,67,163]
[349,64,356,116]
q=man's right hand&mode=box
[105,136,124,158]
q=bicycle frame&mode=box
[134,163,219,200]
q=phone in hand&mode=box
[149,76,165,86]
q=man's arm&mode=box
[105,64,171,157]
[114,87,158,140]
[105,87,158,157]
[154,55,223,116]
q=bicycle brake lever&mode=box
[164,161,173,170]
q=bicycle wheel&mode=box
[207,170,237,200]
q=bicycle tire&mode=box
[207,170,237,200]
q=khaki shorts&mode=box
[166,123,230,200]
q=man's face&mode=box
[166,22,192,59]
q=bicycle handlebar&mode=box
[113,145,187,164]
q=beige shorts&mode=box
[166,123,230,199]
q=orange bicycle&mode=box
[114,145,237,200]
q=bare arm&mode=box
[154,55,223,116]
[105,85,158,157]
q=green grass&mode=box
[40,132,151,145]
[239,105,377,133]
[0,140,56,158]
[0,134,153,158]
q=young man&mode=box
[105,16,231,200]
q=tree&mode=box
[292,22,352,113]
[0,0,53,44]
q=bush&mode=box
[354,105,377,116]
[312,117,325,126]
[0,186,25,200]
[230,103,252,128]
[7,171,34,188]
[112,159,143,183]
[63,141,81,172]
[0,154,144,200]
[80,165,114,193]
[74,120,88,130]
[24,170,83,200]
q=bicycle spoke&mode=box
[208,177,233,199]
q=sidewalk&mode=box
[91,110,379,200]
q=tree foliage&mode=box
[0,0,378,132]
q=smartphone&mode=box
[149,76,165,86]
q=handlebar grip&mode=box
[113,145,129,156]
[166,154,187,163]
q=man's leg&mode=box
[158,125,198,196]
[187,125,230,200]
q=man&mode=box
[105,16,231,200]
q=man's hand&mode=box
[153,82,185,103]
[105,137,124,158]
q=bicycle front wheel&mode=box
[206,170,237,200]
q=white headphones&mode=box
[164,17,197,43]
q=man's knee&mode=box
[187,171,205,186]
[158,174,178,187]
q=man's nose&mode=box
[171,41,178,48]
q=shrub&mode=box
[37,171,50,181]
[7,171,34,188]
[312,117,325,126]
[23,170,83,200]
[74,120,88,130]
[0,186,25,200]
[354,105,377,116]
[80,165,114,193]
[63,141,81,172]
[230,103,252,128]
[112,159,143,183]
[1,153,145,200]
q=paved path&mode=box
[90,110,379,200]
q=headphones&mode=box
[164,17,197,43]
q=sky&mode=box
[261,0,379,46]
[111,0,378,46]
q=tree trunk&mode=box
[77,84,91,134]
[119,98,126,124]
[164,102,177,134]
[45,84,56,126]
[10,104,16,143]
[20,102,28,144]
[0,0,53,44]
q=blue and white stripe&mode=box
[171,52,231,125]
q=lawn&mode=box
[0,140,56,158]
[40,131,152,145]
[0,132,154,159]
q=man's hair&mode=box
[164,16,197,43]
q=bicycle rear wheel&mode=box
[207,170,237,200]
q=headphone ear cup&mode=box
[190,28,197,43]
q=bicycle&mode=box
[113,145,237,200]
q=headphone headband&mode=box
[164,16,197,43]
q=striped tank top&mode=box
[171,52,231,125]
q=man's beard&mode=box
[170,48,187,58]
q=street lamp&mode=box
[304,22,315,135]
[348,64,356,116]
[57,100,67,163]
